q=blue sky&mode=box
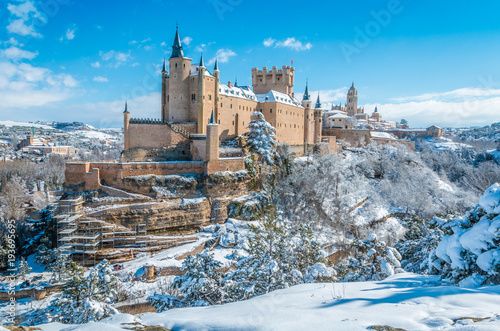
[1,0,500,128]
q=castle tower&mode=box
[213,58,220,124]
[197,54,206,134]
[166,27,192,122]
[161,59,168,122]
[347,82,358,117]
[123,101,130,151]
[251,65,295,95]
[206,111,220,174]
[314,94,323,143]
[302,80,313,145]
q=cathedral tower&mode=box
[346,82,358,117]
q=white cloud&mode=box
[195,44,207,52]
[390,87,500,103]
[65,27,76,40]
[160,42,167,47]
[99,50,132,68]
[363,87,500,127]
[182,36,193,46]
[276,38,312,51]
[1,46,38,60]
[93,76,108,82]
[7,1,43,21]
[6,1,44,38]
[207,49,237,66]
[0,60,77,108]
[90,61,101,68]
[7,19,42,38]
[295,88,348,107]
[263,38,276,47]
[264,37,312,51]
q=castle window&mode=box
[208,95,212,100]
[232,121,234,125]
[183,64,185,67]
[221,103,223,107]
[175,63,177,68]
[230,104,233,109]
[270,109,272,113]
[192,94,196,101]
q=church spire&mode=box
[199,53,205,68]
[162,58,166,72]
[170,26,184,58]
[303,79,310,101]
[213,58,219,71]
[123,101,129,113]
[315,94,321,109]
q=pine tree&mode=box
[337,234,402,282]
[18,256,32,280]
[246,111,278,165]
[172,251,225,306]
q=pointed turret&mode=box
[213,58,219,71]
[123,101,129,113]
[162,58,166,72]
[303,79,310,101]
[199,53,205,68]
[234,77,238,87]
[170,27,184,58]
[209,110,215,124]
[315,94,321,109]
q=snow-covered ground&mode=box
[424,137,472,151]
[0,120,53,129]
[33,273,500,331]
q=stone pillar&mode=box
[144,264,155,281]
[206,122,220,174]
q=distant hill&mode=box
[458,122,500,141]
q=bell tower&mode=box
[346,82,358,117]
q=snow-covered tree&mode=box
[337,234,403,282]
[431,183,500,286]
[18,256,32,280]
[224,205,327,301]
[50,260,118,324]
[246,111,278,165]
[172,251,226,307]
[395,215,446,274]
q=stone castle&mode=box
[66,27,442,189]
[123,27,321,155]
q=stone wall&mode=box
[127,122,189,150]
[260,102,305,146]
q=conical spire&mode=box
[303,79,310,101]
[199,53,205,68]
[123,101,129,113]
[209,109,215,124]
[170,27,184,58]
[315,94,321,109]
[162,58,166,72]
[234,77,238,87]
[213,58,219,71]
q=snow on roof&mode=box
[327,114,350,119]
[255,90,303,108]
[219,84,257,101]
[370,131,397,139]
[190,65,214,77]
